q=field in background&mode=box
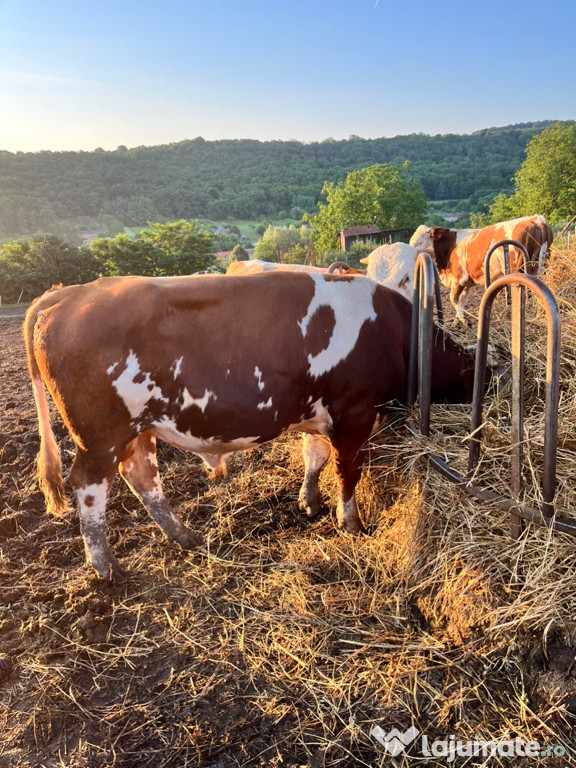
[1,249,575,766]
[123,219,303,246]
[199,218,304,244]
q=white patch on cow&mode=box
[107,362,118,376]
[76,482,108,515]
[75,481,109,567]
[254,366,265,391]
[359,242,418,301]
[500,216,531,240]
[226,369,231,377]
[257,397,273,410]
[181,387,216,413]
[151,415,260,454]
[299,274,377,378]
[457,249,471,286]
[171,356,183,379]
[455,228,479,243]
[111,350,168,419]
[302,433,331,470]
[288,397,333,436]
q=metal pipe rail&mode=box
[408,254,576,539]
[484,239,530,291]
[407,252,444,435]
[327,261,358,274]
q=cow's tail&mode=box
[532,214,554,274]
[23,301,72,516]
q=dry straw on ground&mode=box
[1,248,576,766]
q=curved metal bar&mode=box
[406,420,576,538]
[484,239,530,291]
[468,273,561,519]
[432,260,444,326]
[407,252,439,435]
[327,261,353,274]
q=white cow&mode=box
[359,242,425,301]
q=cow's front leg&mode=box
[331,437,367,534]
[70,454,124,582]
[450,283,469,325]
[298,434,331,520]
[119,433,202,550]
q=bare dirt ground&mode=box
[1,275,576,767]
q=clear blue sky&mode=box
[0,0,574,152]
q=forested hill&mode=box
[0,121,555,241]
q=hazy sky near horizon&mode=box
[0,0,574,153]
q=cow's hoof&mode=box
[93,556,127,584]
[0,657,12,682]
[173,528,203,550]
[209,467,228,485]
[298,496,324,521]
[341,520,366,535]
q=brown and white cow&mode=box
[410,225,478,250]
[25,272,478,581]
[410,215,554,323]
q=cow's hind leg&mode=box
[70,454,124,582]
[330,432,368,534]
[119,433,201,551]
[298,434,331,520]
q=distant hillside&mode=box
[0,123,558,242]
[471,120,557,135]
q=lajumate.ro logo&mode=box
[370,725,568,762]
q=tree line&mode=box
[0,221,214,304]
[0,122,555,242]
[2,122,574,304]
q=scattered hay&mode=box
[1,248,576,766]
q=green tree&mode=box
[487,121,576,225]
[304,163,427,253]
[86,233,162,276]
[254,224,311,263]
[139,220,214,274]
[0,234,99,303]
[230,244,249,261]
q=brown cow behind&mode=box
[25,272,478,581]
[411,215,554,323]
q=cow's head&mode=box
[409,225,432,249]
[430,333,499,405]
[410,225,449,253]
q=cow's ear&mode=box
[431,227,446,240]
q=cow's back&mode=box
[226,260,327,275]
[29,273,415,448]
[459,215,552,282]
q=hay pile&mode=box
[1,248,575,767]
